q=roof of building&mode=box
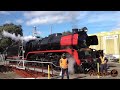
[89,30,120,36]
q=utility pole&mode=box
[33,26,37,37]
[51,25,52,34]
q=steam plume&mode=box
[2,30,36,42]
[66,54,75,74]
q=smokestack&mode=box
[72,28,78,34]
[33,26,37,37]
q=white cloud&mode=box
[26,15,71,25]
[23,11,120,30]
[77,11,89,20]
[111,23,120,31]
[0,11,10,15]
[37,31,42,34]
[23,11,88,26]
[24,11,66,19]
[87,11,120,23]
[16,19,24,24]
[4,20,12,24]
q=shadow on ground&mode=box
[72,76,86,79]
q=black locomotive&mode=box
[5,27,100,73]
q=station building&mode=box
[89,30,120,58]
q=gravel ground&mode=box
[0,72,22,79]
[0,61,120,79]
[50,61,120,79]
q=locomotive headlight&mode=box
[84,29,88,32]
[79,27,88,32]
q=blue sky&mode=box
[0,11,120,37]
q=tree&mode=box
[0,23,23,53]
[0,23,23,36]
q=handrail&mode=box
[5,59,60,68]
[5,58,99,67]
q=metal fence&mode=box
[4,59,61,76]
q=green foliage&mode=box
[0,38,11,48]
[0,23,23,36]
[0,23,23,52]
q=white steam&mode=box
[22,36,36,41]
[66,54,75,74]
[2,30,36,42]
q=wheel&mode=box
[74,63,80,73]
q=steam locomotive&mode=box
[6,27,100,73]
